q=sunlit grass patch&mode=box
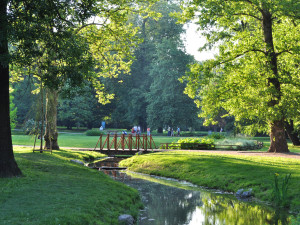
[1,147,142,225]
[120,151,300,213]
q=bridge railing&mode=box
[94,134,156,151]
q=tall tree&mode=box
[105,1,199,132]
[1,0,158,177]
[145,2,197,132]
[178,0,300,152]
[0,0,22,177]
[146,39,197,131]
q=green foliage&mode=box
[216,138,258,147]
[164,137,215,150]
[100,1,199,130]
[9,94,17,130]
[85,129,104,136]
[209,132,225,139]
[11,76,39,125]
[272,173,292,208]
[176,0,300,137]
[22,119,39,135]
[291,214,300,225]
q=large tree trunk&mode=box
[0,0,22,177]
[44,88,60,150]
[285,120,300,146]
[268,120,289,153]
[261,9,289,153]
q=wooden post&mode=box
[114,134,117,150]
[121,134,125,150]
[100,134,103,150]
[129,134,132,150]
[137,134,140,150]
[143,134,146,150]
[33,134,37,152]
[149,135,152,149]
[107,134,110,150]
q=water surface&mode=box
[91,158,291,225]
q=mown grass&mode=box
[120,151,300,214]
[0,147,142,225]
[12,133,300,154]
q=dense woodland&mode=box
[11,2,211,133]
[1,0,300,177]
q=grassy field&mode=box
[120,151,300,214]
[12,133,183,149]
[8,132,300,223]
[0,147,142,225]
[12,132,300,153]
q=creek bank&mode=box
[87,157,294,224]
[119,151,300,214]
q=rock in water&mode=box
[118,214,134,225]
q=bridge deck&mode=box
[92,148,166,156]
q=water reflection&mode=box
[93,159,291,225]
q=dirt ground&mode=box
[15,145,300,159]
[185,150,300,159]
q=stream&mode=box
[89,157,292,225]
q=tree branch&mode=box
[218,49,266,65]
[232,13,262,21]
[276,50,293,57]
[76,19,109,33]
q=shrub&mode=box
[180,132,196,137]
[22,119,43,135]
[168,137,215,150]
[216,139,257,147]
[209,132,225,139]
[85,130,105,136]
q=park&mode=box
[1,0,299,224]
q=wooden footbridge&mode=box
[93,134,157,155]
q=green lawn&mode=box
[12,133,182,149]
[12,133,300,153]
[120,151,300,214]
[1,147,142,225]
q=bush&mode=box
[85,130,105,136]
[167,137,215,150]
[216,139,257,147]
[22,119,43,135]
[209,132,225,139]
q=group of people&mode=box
[167,127,180,137]
[131,126,151,136]
[100,124,182,136]
[131,126,141,135]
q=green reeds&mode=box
[272,173,291,208]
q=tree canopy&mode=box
[0,0,159,177]
[100,1,199,131]
[178,0,300,152]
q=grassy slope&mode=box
[120,151,300,214]
[0,147,142,225]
